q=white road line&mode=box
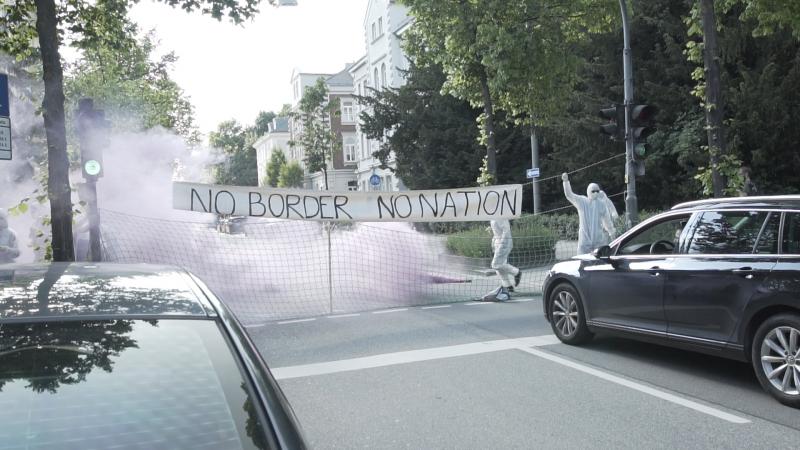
[373,308,408,314]
[327,313,361,319]
[509,297,537,303]
[465,301,495,306]
[277,318,317,325]
[516,346,750,424]
[421,305,452,310]
[271,335,559,380]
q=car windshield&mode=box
[0,319,269,450]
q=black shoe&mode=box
[514,271,522,287]
[507,286,515,293]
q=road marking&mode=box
[271,334,560,380]
[421,305,451,310]
[509,297,537,303]
[373,308,408,314]
[277,318,317,325]
[516,346,750,424]
[327,313,361,319]
[465,301,496,306]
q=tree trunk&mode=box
[35,0,74,261]
[700,0,726,197]
[478,68,498,179]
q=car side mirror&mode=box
[592,245,612,261]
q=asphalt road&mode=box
[247,297,800,449]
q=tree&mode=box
[401,0,615,179]
[278,161,304,188]
[359,62,485,190]
[1,0,272,261]
[209,120,258,186]
[65,30,199,143]
[265,149,287,187]
[251,110,277,138]
[293,78,339,190]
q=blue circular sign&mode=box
[369,174,381,186]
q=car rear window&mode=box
[0,320,270,450]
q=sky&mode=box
[128,0,369,136]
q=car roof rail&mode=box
[671,195,800,210]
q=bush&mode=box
[445,222,558,268]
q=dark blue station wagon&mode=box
[543,195,800,408]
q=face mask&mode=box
[587,184,600,200]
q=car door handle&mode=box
[732,267,754,279]
[649,266,661,276]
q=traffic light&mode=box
[76,98,110,180]
[630,104,657,161]
[599,105,625,141]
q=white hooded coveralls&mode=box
[563,181,616,255]
[0,210,20,263]
[490,219,519,288]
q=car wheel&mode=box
[751,314,800,408]
[548,283,593,345]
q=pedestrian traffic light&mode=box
[599,105,624,141]
[76,98,110,180]
[630,104,657,161]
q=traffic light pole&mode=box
[619,0,639,229]
[530,124,541,214]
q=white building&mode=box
[254,0,413,192]
[254,117,291,186]
[350,0,412,192]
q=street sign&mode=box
[369,174,381,186]
[526,168,540,179]
[0,117,10,161]
[0,74,9,117]
[0,74,10,161]
[84,160,102,176]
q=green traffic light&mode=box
[634,143,646,157]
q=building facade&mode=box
[254,0,412,192]
[254,117,291,186]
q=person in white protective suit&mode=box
[562,173,617,255]
[481,219,522,302]
[0,209,21,264]
[597,190,619,243]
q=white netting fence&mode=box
[98,209,580,324]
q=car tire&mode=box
[751,313,800,408]
[548,283,593,345]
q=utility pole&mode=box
[530,124,541,214]
[619,0,638,228]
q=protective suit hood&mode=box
[587,183,601,201]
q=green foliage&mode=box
[445,221,558,267]
[65,30,200,143]
[210,120,257,186]
[278,161,304,188]
[293,78,340,182]
[266,148,287,187]
[358,62,484,190]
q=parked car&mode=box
[543,195,800,408]
[0,263,306,449]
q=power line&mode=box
[522,153,625,187]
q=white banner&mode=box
[173,182,523,222]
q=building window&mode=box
[344,137,356,163]
[378,17,383,36]
[372,22,376,40]
[342,101,355,123]
[374,68,379,90]
[380,64,386,89]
